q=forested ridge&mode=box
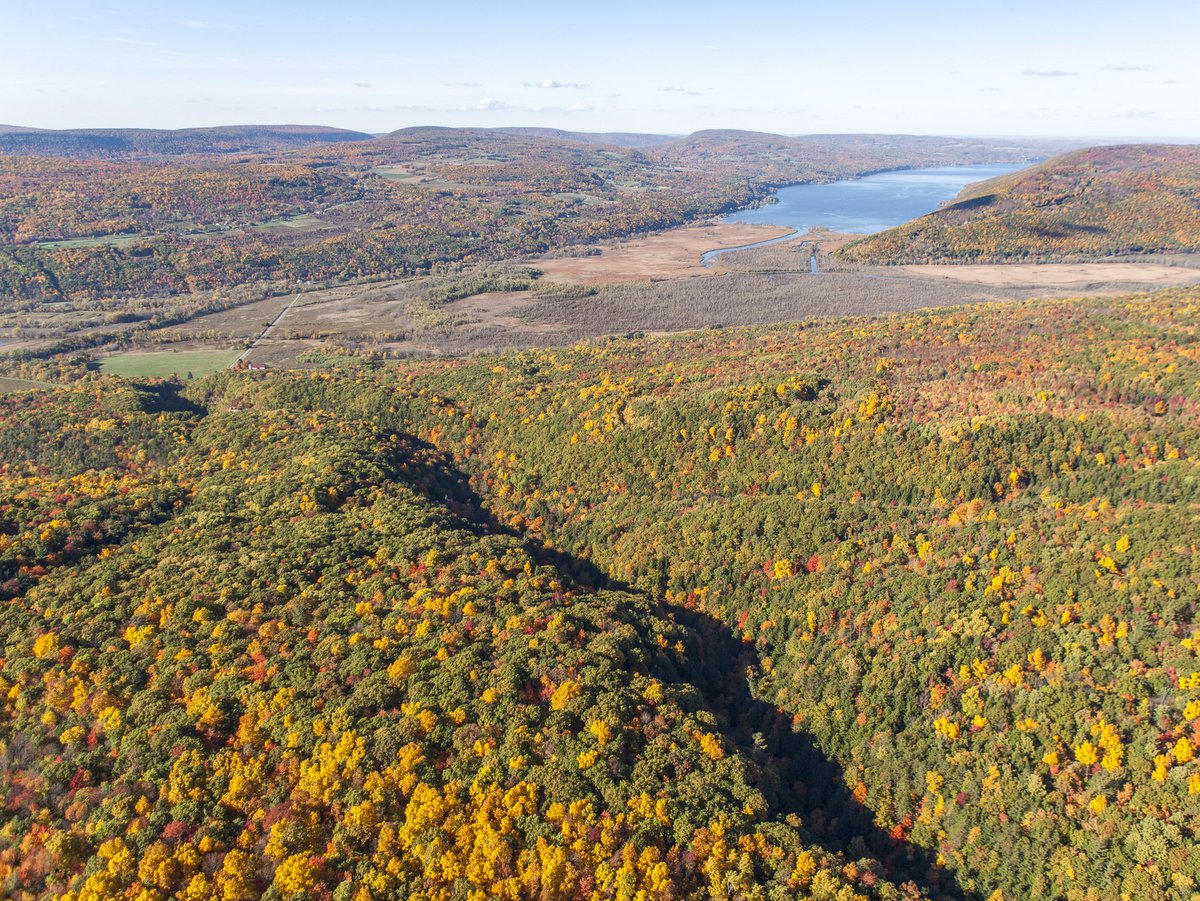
[3,288,1200,899]
[839,145,1200,264]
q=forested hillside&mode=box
[3,288,1200,898]
[0,129,1057,302]
[839,145,1200,264]
[0,386,934,900]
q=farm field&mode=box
[900,260,1200,289]
[0,375,51,393]
[98,348,240,378]
[36,234,145,250]
[158,291,301,341]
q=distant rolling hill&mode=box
[0,122,1073,164]
[351,126,1056,175]
[378,125,678,150]
[647,130,1076,186]
[0,124,374,157]
[492,126,679,148]
[838,144,1200,264]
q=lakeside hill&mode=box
[0,126,1063,303]
[838,144,1200,264]
[2,288,1200,899]
[0,125,374,157]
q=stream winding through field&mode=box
[700,230,807,267]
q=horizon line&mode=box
[3,122,1200,143]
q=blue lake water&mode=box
[721,163,1024,234]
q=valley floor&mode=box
[899,260,1200,291]
[7,220,1200,376]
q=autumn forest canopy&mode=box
[2,287,1200,899]
[1,112,1200,901]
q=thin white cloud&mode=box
[659,86,703,96]
[1022,69,1077,77]
[183,19,233,30]
[1103,64,1153,72]
[460,98,596,115]
[312,103,443,114]
[311,105,385,114]
[523,78,589,89]
[354,82,371,89]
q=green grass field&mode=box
[38,234,145,250]
[0,376,52,394]
[251,214,322,231]
[99,349,240,378]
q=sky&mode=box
[2,0,1197,138]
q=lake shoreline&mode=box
[720,163,1025,235]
